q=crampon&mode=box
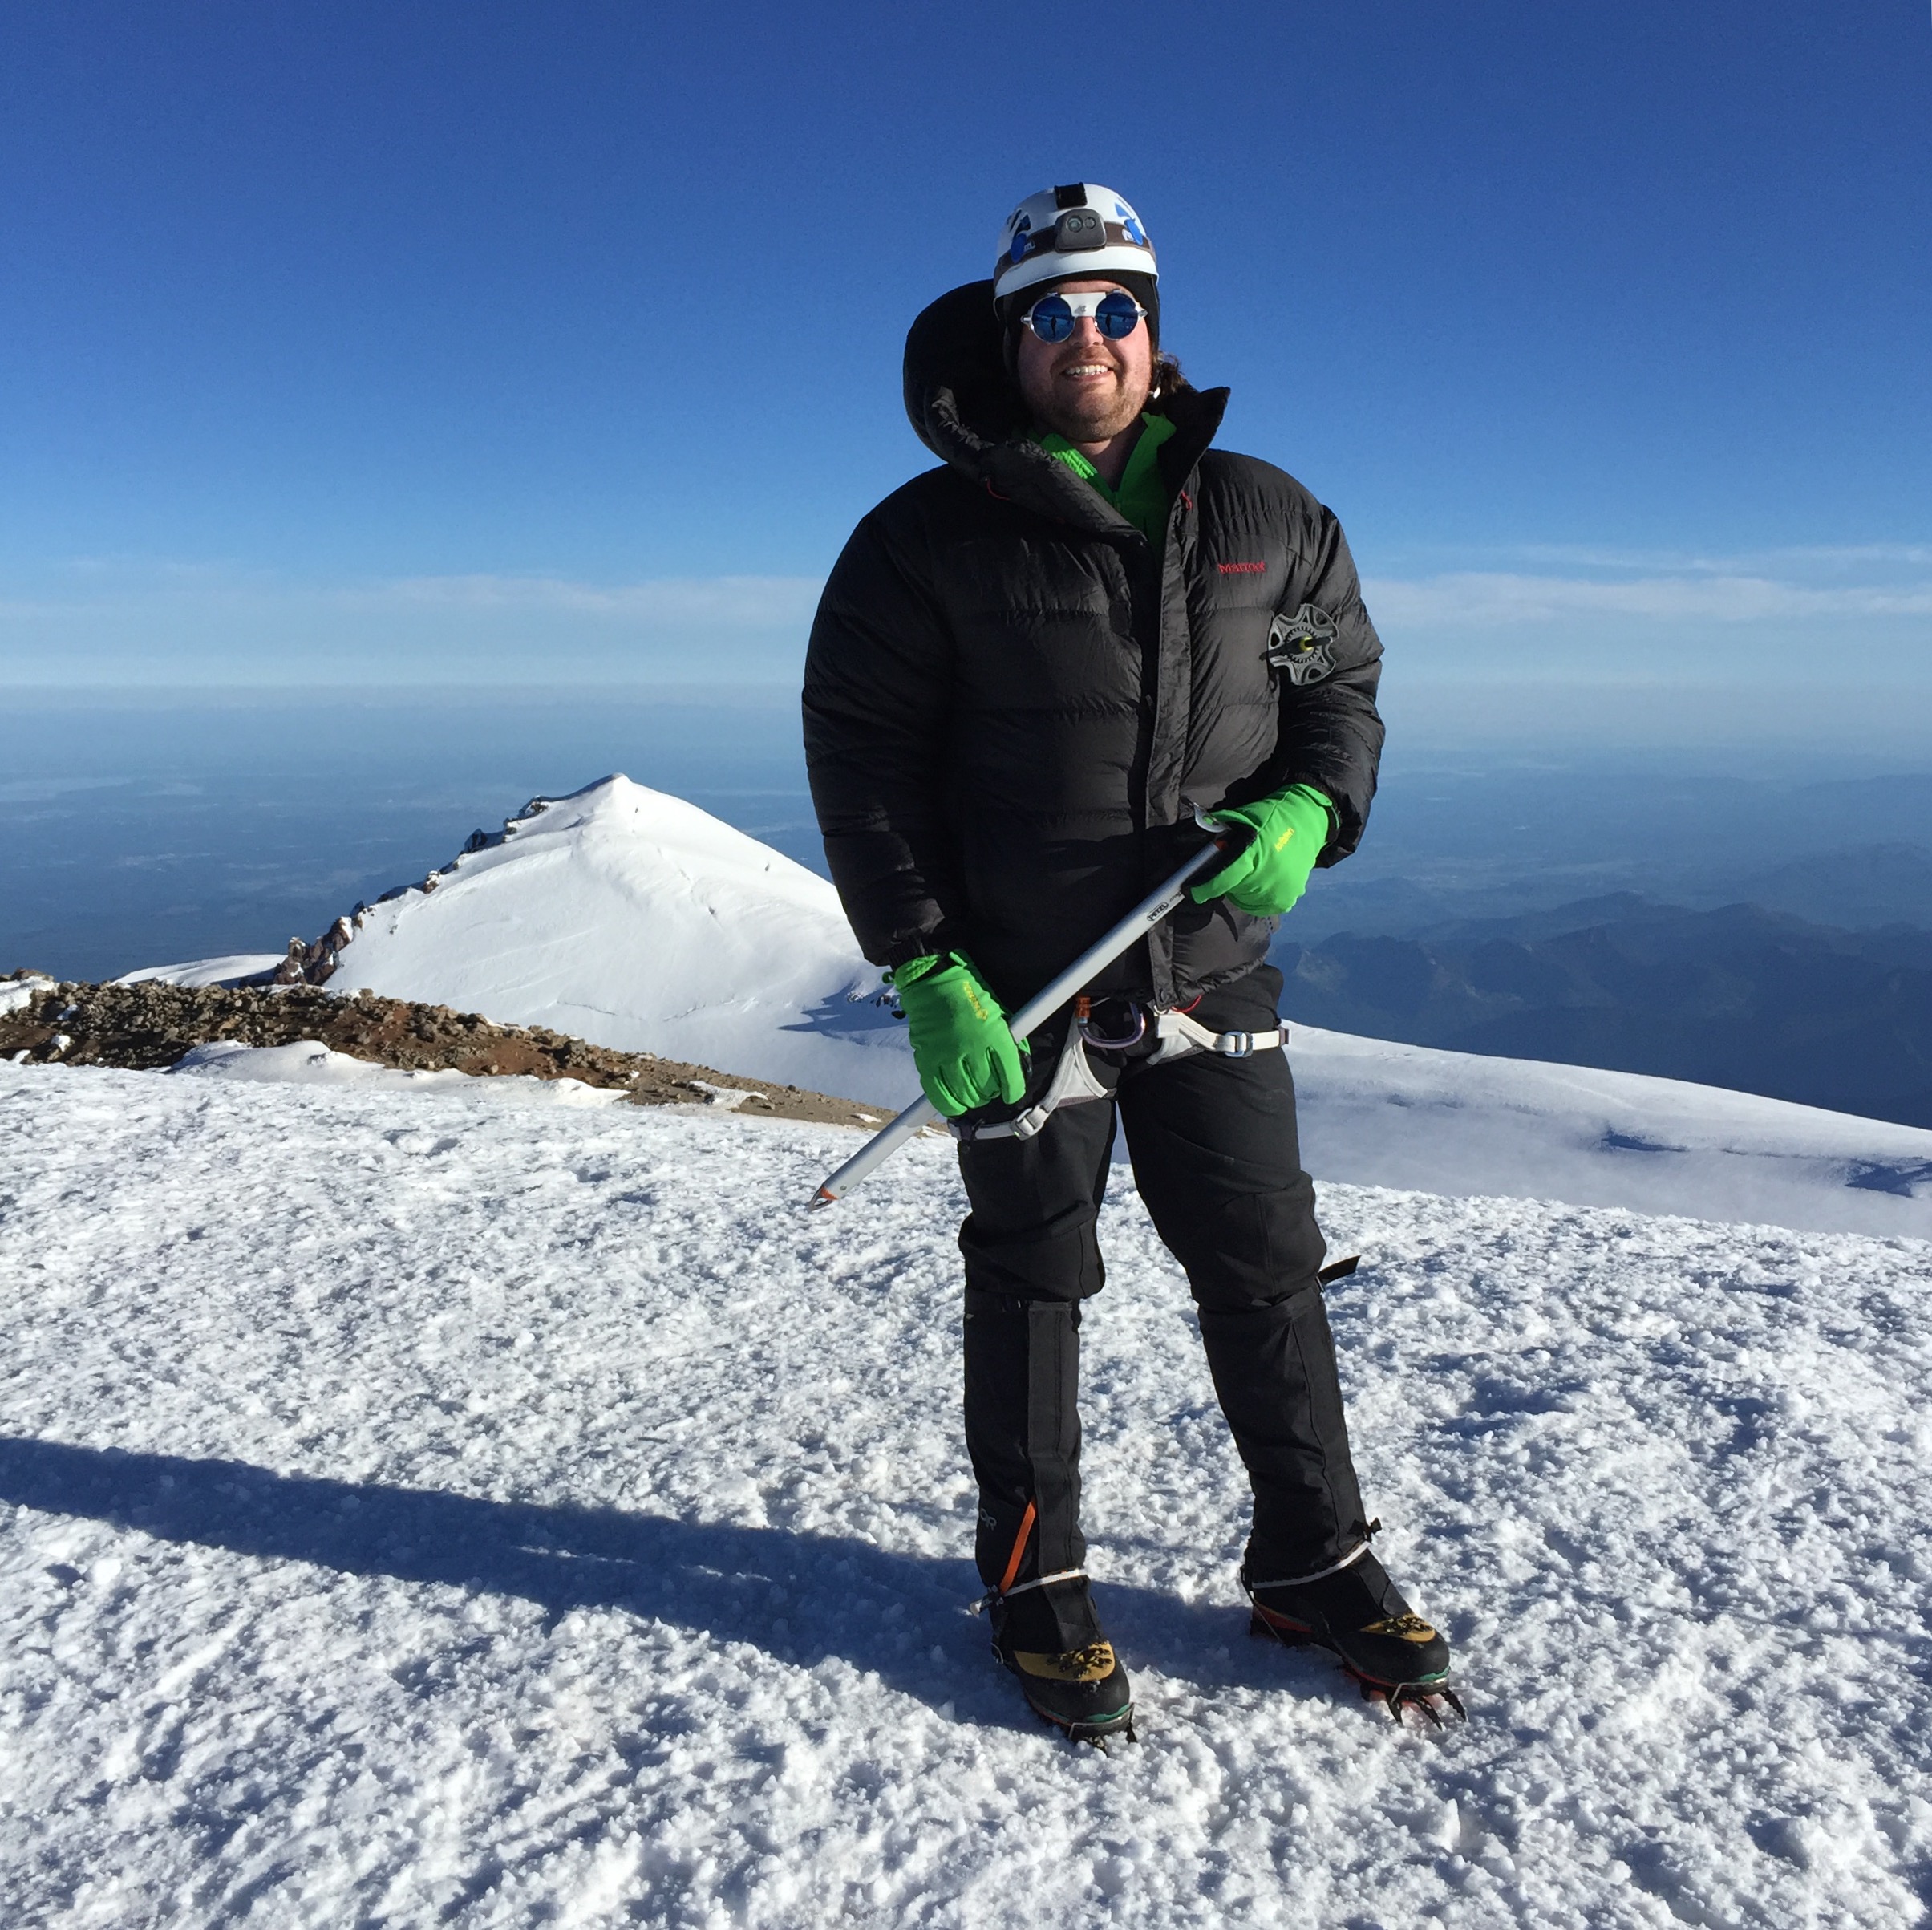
[1343,1665,1468,1729]
[1249,1605,1468,1729]
[1030,1696,1139,1751]
[1243,1543,1468,1731]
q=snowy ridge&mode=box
[313,775,915,1106]
[115,954,283,990]
[2,1064,1928,1925]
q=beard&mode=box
[1019,345,1152,445]
[1032,379,1147,444]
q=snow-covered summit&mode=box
[314,776,914,1105]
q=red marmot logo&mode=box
[1217,561,1266,574]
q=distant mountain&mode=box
[1727,842,1932,930]
[1275,898,1932,1128]
[1290,843,1932,943]
[318,776,917,1105]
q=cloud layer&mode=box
[1,565,823,684]
[1365,569,1932,628]
[2,545,1926,688]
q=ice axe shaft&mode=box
[807,838,1229,1209]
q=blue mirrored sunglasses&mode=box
[1022,290,1147,343]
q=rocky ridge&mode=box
[0,973,886,1129]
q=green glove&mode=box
[889,951,1029,1118]
[1188,785,1334,917]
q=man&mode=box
[804,184,1456,1743]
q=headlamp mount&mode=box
[1052,209,1107,253]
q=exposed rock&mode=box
[275,914,358,986]
[0,980,888,1129]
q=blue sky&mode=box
[2,1,1928,725]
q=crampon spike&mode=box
[1353,1671,1467,1729]
[1033,1705,1135,1751]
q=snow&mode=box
[115,955,282,990]
[170,1038,628,1108]
[148,1020,1932,1241]
[0,975,57,1019]
[1290,1024,1932,1240]
[314,776,916,1107]
[3,1060,1930,1926]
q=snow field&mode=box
[1289,1024,1932,1241]
[315,776,916,1107]
[2,1063,1930,1927]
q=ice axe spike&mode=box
[806,833,1232,1209]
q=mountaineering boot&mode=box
[985,1574,1135,1746]
[1245,1547,1465,1725]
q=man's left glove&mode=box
[1188,784,1334,917]
[888,951,1029,1118]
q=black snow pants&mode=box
[958,966,1370,1652]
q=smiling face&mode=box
[1014,277,1155,447]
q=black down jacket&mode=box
[802,281,1385,1012]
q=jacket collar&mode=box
[904,280,1228,537]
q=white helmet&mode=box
[993,184,1158,306]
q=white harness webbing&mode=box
[951,1007,1284,1143]
[1150,1008,1286,1062]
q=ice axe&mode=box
[806,830,1235,1209]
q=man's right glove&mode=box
[888,951,1028,1118]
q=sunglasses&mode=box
[1021,290,1147,343]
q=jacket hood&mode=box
[902,281,1027,465]
[902,280,1229,526]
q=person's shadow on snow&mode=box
[0,1437,1333,1728]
